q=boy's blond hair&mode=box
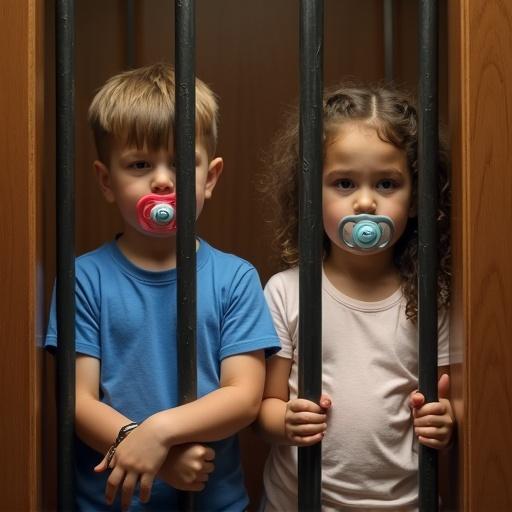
[88,62,219,163]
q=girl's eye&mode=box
[335,178,354,190]
[376,179,396,191]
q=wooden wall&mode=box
[449,1,512,510]
[0,0,44,510]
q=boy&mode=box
[45,63,280,511]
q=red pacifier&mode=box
[136,193,177,233]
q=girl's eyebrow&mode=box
[325,168,405,177]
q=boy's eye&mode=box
[335,178,354,190]
[128,161,151,171]
[376,179,397,191]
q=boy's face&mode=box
[94,138,223,238]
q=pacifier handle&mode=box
[338,214,394,251]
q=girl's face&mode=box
[322,121,414,257]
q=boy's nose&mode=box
[353,191,376,214]
[151,168,175,194]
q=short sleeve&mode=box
[264,272,296,360]
[437,308,450,367]
[44,267,102,359]
[219,266,280,360]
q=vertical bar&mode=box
[417,1,439,511]
[175,1,196,510]
[56,0,76,510]
[383,0,394,82]
[298,1,324,511]
[126,0,135,68]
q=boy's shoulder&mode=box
[75,240,116,273]
[200,239,257,275]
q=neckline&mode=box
[108,237,210,283]
[321,266,403,312]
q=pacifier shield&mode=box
[136,193,177,233]
[338,214,394,251]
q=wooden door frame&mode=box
[2,1,512,510]
[0,0,45,510]
[449,0,512,510]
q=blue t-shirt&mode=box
[45,238,280,511]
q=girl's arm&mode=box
[409,365,455,449]
[256,354,330,446]
[256,355,292,444]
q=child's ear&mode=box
[204,157,223,199]
[94,160,115,203]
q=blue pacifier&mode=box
[338,214,395,251]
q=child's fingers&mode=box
[288,410,327,425]
[414,426,449,440]
[139,474,155,504]
[438,373,450,400]
[120,471,138,511]
[94,455,109,473]
[409,391,425,410]
[203,461,215,474]
[105,466,125,505]
[414,412,450,428]
[290,432,324,447]
[203,446,215,461]
[289,422,327,437]
[414,402,447,418]
[288,398,324,414]
[417,435,446,450]
[319,394,332,409]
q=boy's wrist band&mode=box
[105,422,139,468]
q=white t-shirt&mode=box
[262,267,449,512]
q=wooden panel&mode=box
[449,0,512,510]
[0,0,44,510]
[467,1,512,509]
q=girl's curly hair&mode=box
[260,83,451,322]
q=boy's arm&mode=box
[149,350,266,445]
[77,354,217,497]
[101,349,267,507]
[75,354,133,454]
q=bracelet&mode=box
[105,422,139,468]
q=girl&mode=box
[257,84,455,511]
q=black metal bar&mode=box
[175,0,196,510]
[383,0,394,82]
[298,1,324,511]
[417,1,439,510]
[56,0,76,510]
[126,0,135,68]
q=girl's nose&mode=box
[151,167,175,194]
[353,190,376,214]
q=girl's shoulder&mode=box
[265,266,299,294]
